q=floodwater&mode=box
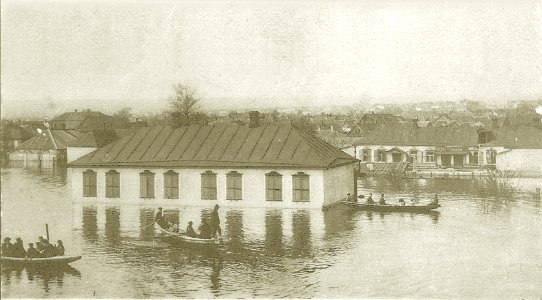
[1,167,541,298]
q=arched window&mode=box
[292,172,310,202]
[164,170,179,199]
[140,170,155,198]
[226,171,242,200]
[105,170,120,198]
[83,170,97,197]
[201,171,217,200]
[266,171,282,201]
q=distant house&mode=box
[8,129,84,168]
[343,125,495,171]
[50,109,129,131]
[1,123,35,165]
[346,113,401,137]
[69,115,359,208]
[487,126,542,176]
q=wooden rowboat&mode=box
[1,255,82,266]
[154,223,221,245]
[342,201,441,213]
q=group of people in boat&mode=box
[1,236,65,258]
[155,204,222,240]
[348,193,439,206]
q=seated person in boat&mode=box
[366,193,375,204]
[12,237,27,258]
[1,237,14,257]
[346,193,356,202]
[27,243,41,258]
[399,199,406,206]
[55,240,65,256]
[36,236,46,252]
[186,221,197,238]
[198,219,213,239]
[430,194,439,205]
[169,223,180,233]
[40,239,57,258]
[379,194,387,205]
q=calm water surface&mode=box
[1,168,541,298]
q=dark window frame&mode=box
[105,170,120,198]
[266,171,283,201]
[140,170,155,198]
[292,172,310,202]
[164,170,179,199]
[201,170,217,200]
[83,169,97,197]
[226,171,242,200]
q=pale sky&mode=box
[1,0,542,118]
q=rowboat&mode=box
[342,201,441,213]
[154,223,221,245]
[1,255,82,266]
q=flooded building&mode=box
[8,129,84,168]
[69,114,359,208]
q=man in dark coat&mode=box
[155,207,167,228]
[199,219,212,239]
[210,204,221,238]
[27,243,41,258]
[1,237,13,257]
[12,237,27,258]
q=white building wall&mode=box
[67,147,97,163]
[70,166,351,208]
[323,164,355,206]
[496,149,542,175]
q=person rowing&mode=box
[430,194,439,206]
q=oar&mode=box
[46,224,50,241]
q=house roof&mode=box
[12,130,84,151]
[69,125,359,169]
[71,130,123,147]
[52,111,107,122]
[486,126,542,149]
[350,125,481,147]
[1,124,34,141]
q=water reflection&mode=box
[225,210,244,253]
[82,206,98,242]
[139,208,155,241]
[292,211,311,257]
[1,265,81,294]
[322,206,356,239]
[105,207,121,245]
[265,210,283,256]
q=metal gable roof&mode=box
[12,130,84,151]
[69,124,359,168]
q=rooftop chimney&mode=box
[249,111,260,128]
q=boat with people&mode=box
[342,201,441,213]
[154,223,221,246]
[1,255,82,266]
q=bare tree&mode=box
[169,83,206,127]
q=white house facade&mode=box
[68,121,358,208]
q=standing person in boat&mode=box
[55,240,65,256]
[430,194,439,205]
[399,199,406,206]
[27,243,41,258]
[1,237,13,257]
[199,218,213,239]
[12,237,27,258]
[186,221,197,238]
[366,193,375,204]
[155,207,168,229]
[210,204,221,238]
[379,194,387,205]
